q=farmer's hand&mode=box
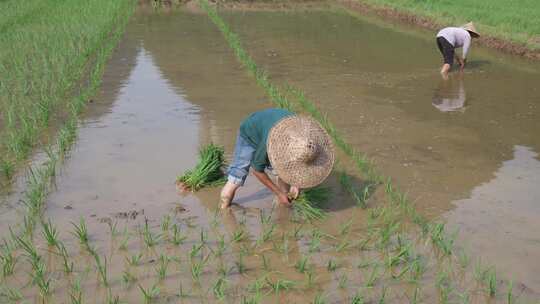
[288,186,300,200]
[277,191,291,205]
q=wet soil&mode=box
[1,3,540,303]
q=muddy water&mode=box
[221,8,540,293]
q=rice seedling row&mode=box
[0,0,136,185]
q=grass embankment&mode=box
[0,0,135,183]
[199,0,515,300]
[346,0,540,54]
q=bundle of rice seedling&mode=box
[293,186,331,221]
[177,144,226,191]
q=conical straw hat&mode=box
[267,115,335,188]
[461,22,480,37]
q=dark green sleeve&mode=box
[251,144,268,172]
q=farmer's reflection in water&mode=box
[432,76,467,113]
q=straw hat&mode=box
[267,115,335,188]
[461,22,480,37]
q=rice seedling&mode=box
[119,229,130,250]
[430,223,456,256]
[231,228,247,243]
[308,229,322,253]
[339,218,354,236]
[107,220,119,237]
[293,186,330,221]
[261,254,271,272]
[90,249,109,286]
[0,240,17,277]
[338,274,348,289]
[200,227,208,244]
[436,270,452,303]
[190,242,204,259]
[266,277,296,295]
[295,255,310,273]
[214,233,227,257]
[385,242,411,268]
[33,260,52,298]
[0,158,14,179]
[71,217,89,247]
[379,286,388,304]
[161,215,170,233]
[456,249,470,268]
[293,224,303,240]
[235,251,247,274]
[212,277,228,300]
[139,284,160,304]
[0,286,23,302]
[327,259,338,272]
[141,221,160,247]
[122,269,137,285]
[409,287,420,304]
[408,257,427,283]
[304,268,317,288]
[106,292,120,304]
[457,291,470,304]
[336,238,352,252]
[170,223,187,246]
[41,219,59,247]
[126,252,143,266]
[365,265,379,288]
[506,280,514,304]
[351,291,365,304]
[190,254,209,283]
[178,282,190,299]
[55,242,74,273]
[274,232,290,255]
[13,234,40,266]
[155,254,170,280]
[486,268,497,297]
[257,223,276,245]
[241,295,262,304]
[313,293,327,304]
[176,143,226,191]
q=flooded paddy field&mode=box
[1,2,540,303]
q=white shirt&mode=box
[437,27,472,59]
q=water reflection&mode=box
[446,145,540,292]
[432,75,466,112]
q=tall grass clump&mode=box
[176,143,226,191]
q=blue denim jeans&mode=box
[227,133,256,186]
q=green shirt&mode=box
[239,108,294,172]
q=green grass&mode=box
[0,0,136,183]
[176,143,227,191]
[356,0,540,49]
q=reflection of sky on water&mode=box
[446,145,540,292]
[432,76,466,112]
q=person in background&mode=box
[436,22,480,77]
[220,108,335,209]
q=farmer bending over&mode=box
[436,22,480,77]
[220,108,335,209]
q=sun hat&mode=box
[267,115,335,188]
[461,22,480,37]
